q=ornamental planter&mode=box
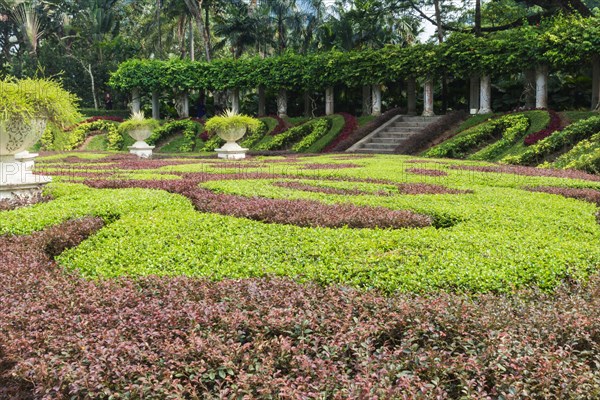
[215,125,248,160]
[127,126,155,158]
[0,116,51,199]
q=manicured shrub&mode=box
[269,115,288,136]
[397,183,473,195]
[502,115,600,165]
[273,180,389,196]
[406,167,449,177]
[524,109,561,145]
[240,120,268,148]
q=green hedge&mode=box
[256,119,327,151]
[148,120,202,152]
[468,115,530,161]
[80,108,131,119]
[551,131,600,173]
[109,15,600,94]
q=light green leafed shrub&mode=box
[292,119,331,152]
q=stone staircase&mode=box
[348,115,442,154]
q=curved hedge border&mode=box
[524,110,562,145]
[256,119,330,151]
[468,115,530,160]
[551,131,600,173]
[148,119,203,152]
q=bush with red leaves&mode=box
[524,110,561,145]
[273,181,389,196]
[323,113,359,152]
[84,178,432,229]
[406,167,449,177]
[526,186,600,205]
[269,115,288,136]
[0,194,51,211]
[449,164,600,182]
[3,218,600,398]
[398,183,473,195]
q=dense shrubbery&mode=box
[425,114,529,159]
[502,115,600,165]
[526,186,600,205]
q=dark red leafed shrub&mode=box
[200,130,210,141]
[323,113,359,152]
[84,178,431,229]
[406,167,449,177]
[272,181,390,196]
[526,186,600,205]
[449,164,600,182]
[524,110,562,145]
[0,194,51,211]
[269,115,288,136]
[4,220,600,398]
[302,163,359,170]
[398,183,473,195]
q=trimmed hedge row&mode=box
[256,119,330,151]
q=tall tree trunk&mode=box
[433,0,444,42]
[474,0,482,37]
[87,64,98,110]
[183,0,211,61]
[304,91,311,117]
[157,0,162,59]
[189,18,195,61]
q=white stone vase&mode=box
[0,116,51,199]
[128,126,155,159]
[215,125,248,160]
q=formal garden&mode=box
[2,0,600,398]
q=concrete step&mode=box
[391,122,428,128]
[356,148,395,154]
[402,116,441,122]
[370,137,407,144]
[359,143,398,150]
[378,132,414,138]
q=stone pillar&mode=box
[277,88,287,118]
[371,85,382,116]
[325,86,334,116]
[524,70,536,109]
[479,75,492,114]
[258,85,266,116]
[469,75,480,114]
[362,85,372,116]
[407,78,417,116]
[535,65,548,109]
[422,78,435,117]
[592,56,599,110]
[131,88,141,114]
[231,88,240,114]
[151,91,160,120]
[304,91,311,117]
[175,92,189,118]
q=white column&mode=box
[479,75,492,114]
[175,92,189,118]
[152,91,160,120]
[407,78,417,116]
[325,86,334,116]
[535,65,548,109]
[258,85,266,116]
[422,78,435,117]
[592,56,599,110]
[469,75,480,114]
[371,85,382,116]
[231,88,240,114]
[362,85,371,116]
[277,89,287,118]
[131,88,141,114]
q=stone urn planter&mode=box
[0,78,80,199]
[122,112,159,158]
[0,117,51,199]
[205,110,261,160]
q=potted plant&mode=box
[119,111,160,158]
[205,109,261,159]
[0,78,80,198]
